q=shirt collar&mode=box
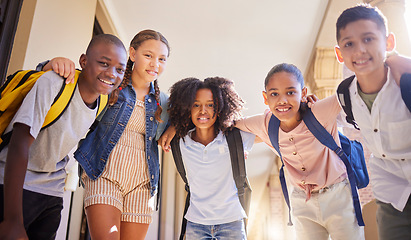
[183,128,224,146]
[352,67,393,95]
[148,82,155,96]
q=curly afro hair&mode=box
[168,77,245,138]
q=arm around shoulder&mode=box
[40,57,76,84]
[235,112,269,134]
[385,55,411,86]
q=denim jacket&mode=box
[74,82,169,196]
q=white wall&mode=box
[19,0,97,71]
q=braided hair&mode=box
[109,29,170,122]
[168,77,245,138]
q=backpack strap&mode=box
[170,129,249,237]
[96,94,108,119]
[44,69,108,128]
[226,128,246,201]
[336,75,359,130]
[41,70,80,129]
[302,108,364,226]
[170,136,190,240]
[267,115,293,226]
[400,73,411,112]
[226,127,252,230]
[0,70,79,150]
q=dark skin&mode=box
[0,124,34,240]
[0,41,126,240]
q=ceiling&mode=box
[99,0,331,207]
[102,0,329,115]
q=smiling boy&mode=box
[334,5,411,239]
[0,34,127,240]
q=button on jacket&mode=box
[74,82,169,196]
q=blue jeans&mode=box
[186,219,246,240]
[376,194,411,240]
[0,185,63,240]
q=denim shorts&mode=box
[186,219,246,240]
[0,185,63,240]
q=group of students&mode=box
[0,4,410,240]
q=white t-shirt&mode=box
[180,129,255,225]
[0,71,97,197]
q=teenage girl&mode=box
[165,77,255,239]
[234,63,364,240]
[45,30,170,240]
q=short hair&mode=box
[264,63,304,89]
[336,4,387,41]
[168,77,245,138]
[86,34,126,56]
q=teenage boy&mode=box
[0,34,127,240]
[334,5,411,239]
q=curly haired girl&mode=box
[166,77,255,240]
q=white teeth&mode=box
[99,78,114,85]
[355,60,368,64]
[277,108,289,112]
[199,117,208,120]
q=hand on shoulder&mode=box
[43,57,76,84]
[305,94,319,108]
[385,54,411,86]
[158,125,176,152]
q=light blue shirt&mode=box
[180,129,255,225]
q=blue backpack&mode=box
[268,108,368,227]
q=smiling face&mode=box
[263,71,307,126]
[79,41,127,98]
[190,88,217,131]
[130,39,169,85]
[335,19,394,79]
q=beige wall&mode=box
[8,0,97,75]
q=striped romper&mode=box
[82,98,153,224]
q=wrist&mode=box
[35,60,50,71]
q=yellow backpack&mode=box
[0,69,108,147]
